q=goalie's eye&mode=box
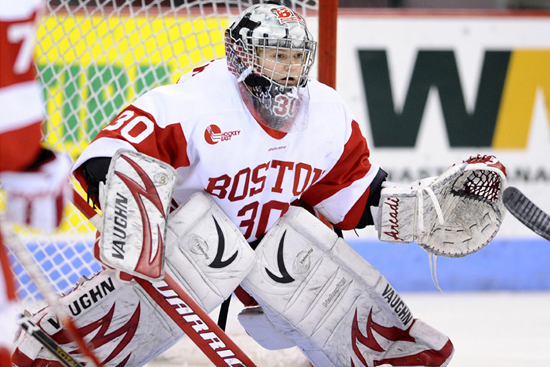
[276,52,286,60]
[262,48,289,61]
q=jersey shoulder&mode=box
[175,59,239,103]
[131,59,241,126]
[307,79,355,120]
[307,79,347,103]
[306,79,356,137]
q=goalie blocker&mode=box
[97,149,177,281]
[239,206,454,367]
[12,192,256,367]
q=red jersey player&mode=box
[0,0,71,364]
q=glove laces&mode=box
[417,180,445,293]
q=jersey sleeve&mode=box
[72,103,190,194]
[300,119,384,230]
[92,105,190,167]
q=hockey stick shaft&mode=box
[72,188,258,367]
[0,218,104,367]
[503,186,550,241]
[73,191,103,230]
[138,275,257,366]
[19,315,85,367]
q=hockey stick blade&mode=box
[19,315,85,367]
[503,186,550,241]
[1,216,104,367]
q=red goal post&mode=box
[5,0,337,311]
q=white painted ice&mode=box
[147,292,550,367]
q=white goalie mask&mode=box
[225,3,317,133]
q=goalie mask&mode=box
[225,3,317,133]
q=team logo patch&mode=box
[188,215,238,268]
[204,124,241,145]
[271,8,304,24]
[265,230,295,284]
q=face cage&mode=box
[225,31,316,133]
[251,38,316,90]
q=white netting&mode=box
[4,0,320,312]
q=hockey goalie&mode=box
[11,3,508,367]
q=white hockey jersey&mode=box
[74,59,381,242]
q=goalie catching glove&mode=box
[373,155,507,257]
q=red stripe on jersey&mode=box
[256,117,287,139]
[301,120,372,207]
[0,120,43,172]
[336,186,371,230]
[95,105,191,169]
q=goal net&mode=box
[1,1,337,365]
[3,0,328,311]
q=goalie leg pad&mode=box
[164,191,256,312]
[12,192,256,367]
[12,269,184,367]
[241,206,454,367]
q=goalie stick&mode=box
[503,186,550,241]
[72,188,258,367]
[0,217,104,367]
[18,314,84,367]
